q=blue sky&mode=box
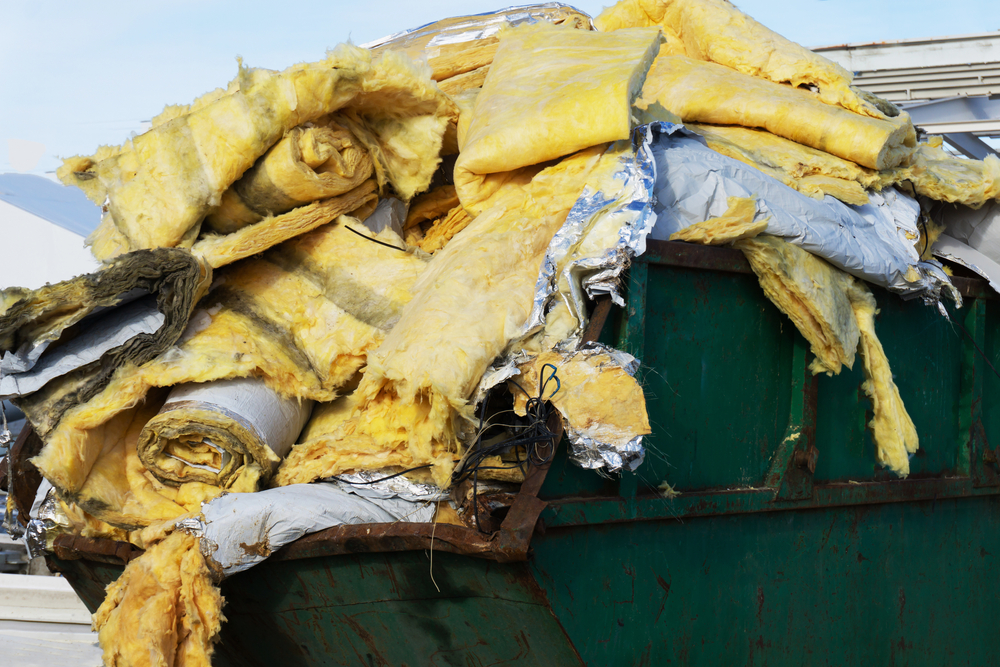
[1,0,997,177]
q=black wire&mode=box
[343,224,408,252]
[452,364,561,532]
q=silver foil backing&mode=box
[361,4,594,50]
[523,124,660,339]
[334,469,451,503]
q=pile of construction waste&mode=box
[3,1,1000,664]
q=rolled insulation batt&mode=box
[138,377,313,488]
[637,55,916,171]
[205,123,374,234]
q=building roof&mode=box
[0,173,101,238]
[814,31,1000,110]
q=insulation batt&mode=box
[60,45,453,259]
[404,185,460,230]
[454,21,662,212]
[276,145,621,489]
[735,235,860,376]
[594,0,897,120]
[205,121,374,234]
[850,284,919,475]
[191,181,377,269]
[93,531,224,667]
[417,204,474,253]
[32,219,426,527]
[637,55,916,171]
[883,140,1000,209]
[137,377,313,489]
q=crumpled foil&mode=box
[361,3,594,50]
[334,469,450,503]
[558,342,646,473]
[523,123,660,339]
[24,488,71,559]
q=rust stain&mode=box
[239,537,271,559]
[340,614,392,666]
[654,574,671,623]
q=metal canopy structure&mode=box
[815,32,1000,159]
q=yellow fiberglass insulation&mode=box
[734,235,917,475]
[190,180,378,269]
[404,185,460,231]
[417,204,474,253]
[883,141,1000,209]
[276,145,616,489]
[849,283,919,476]
[637,55,916,171]
[32,219,426,526]
[687,124,877,206]
[454,21,662,213]
[594,0,895,120]
[204,121,374,234]
[94,531,224,667]
[669,196,768,245]
[735,235,859,376]
[59,45,453,259]
[514,349,651,450]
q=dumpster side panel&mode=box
[52,550,586,667]
[531,496,1000,667]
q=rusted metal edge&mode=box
[542,475,1000,529]
[643,239,996,300]
[272,521,496,562]
[7,424,44,527]
[51,534,144,565]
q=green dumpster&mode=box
[51,239,1000,666]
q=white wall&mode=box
[0,201,99,290]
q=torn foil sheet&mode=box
[193,483,437,576]
[523,122,660,339]
[933,234,1000,296]
[569,432,645,473]
[561,342,646,472]
[24,488,70,559]
[361,3,593,50]
[649,125,959,305]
